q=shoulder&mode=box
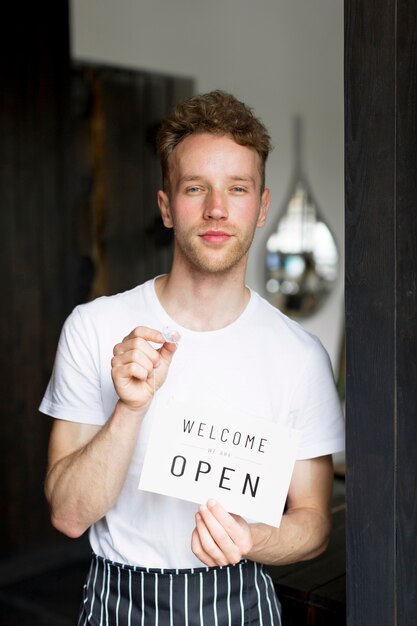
[75,281,151,320]
[250,290,324,357]
[60,280,155,350]
[67,280,156,332]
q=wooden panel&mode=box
[345,0,417,623]
[0,12,193,561]
[396,0,417,621]
[71,64,193,299]
[0,3,73,558]
[345,1,396,624]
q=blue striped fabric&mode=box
[78,554,282,626]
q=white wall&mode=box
[71,0,344,370]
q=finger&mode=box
[113,339,161,367]
[113,336,158,356]
[112,349,157,374]
[199,501,252,560]
[127,326,165,343]
[192,514,227,566]
[204,500,250,545]
[191,522,218,567]
[200,500,240,537]
[111,361,153,383]
[196,507,242,565]
[114,327,165,354]
[158,340,178,363]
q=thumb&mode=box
[158,340,178,365]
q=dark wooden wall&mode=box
[0,5,192,562]
[345,1,417,624]
[0,2,74,559]
[70,64,191,299]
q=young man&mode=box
[41,90,344,625]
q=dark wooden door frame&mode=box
[345,1,417,624]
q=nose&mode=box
[203,189,228,221]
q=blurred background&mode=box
[0,1,345,624]
[70,0,345,366]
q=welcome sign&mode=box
[139,398,300,527]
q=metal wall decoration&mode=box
[265,118,338,318]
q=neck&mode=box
[155,265,250,332]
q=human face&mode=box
[158,133,270,275]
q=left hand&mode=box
[191,499,253,566]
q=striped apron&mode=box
[78,554,282,626]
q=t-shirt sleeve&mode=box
[290,337,345,460]
[39,306,107,426]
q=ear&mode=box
[158,190,174,228]
[256,188,270,228]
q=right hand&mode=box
[111,326,177,411]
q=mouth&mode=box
[199,230,232,243]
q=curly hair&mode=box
[156,90,272,192]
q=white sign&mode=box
[139,398,300,527]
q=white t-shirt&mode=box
[40,278,344,568]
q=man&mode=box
[41,90,344,625]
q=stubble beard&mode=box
[173,226,256,275]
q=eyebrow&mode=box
[177,175,202,184]
[177,175,257,186]
[229,176,257,185]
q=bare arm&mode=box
[191,455,334,567]
[45,404,146,538]
[44,326,177,538]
